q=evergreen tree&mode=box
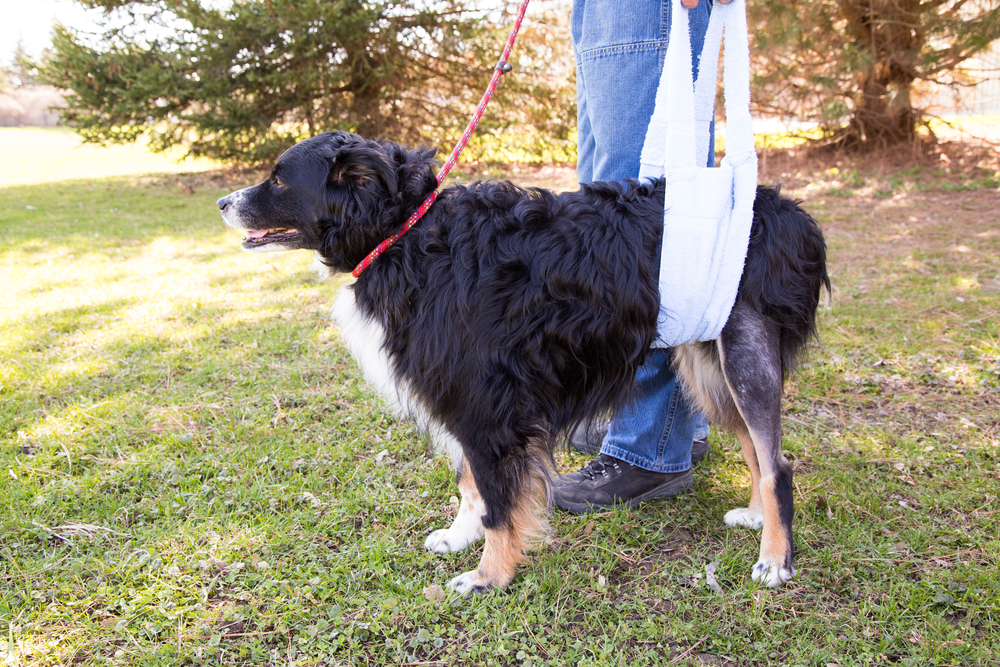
[749,0,1000,149]
[38,0,575,165]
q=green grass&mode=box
[0,128,219,187]
[1,143,999,666]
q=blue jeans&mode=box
[573,0,711,473]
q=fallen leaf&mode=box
[422,584,446,602]
[705,562,721,593]
[300,492,321,509]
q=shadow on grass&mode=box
[2,167,999,666]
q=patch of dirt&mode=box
[217,618,249,635]
[608,525,696,587]
[653,597,677,615]
[660,526,695,554]
[758,139,998,189]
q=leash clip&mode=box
[495,60,513,73]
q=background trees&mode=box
[38,0,575,165]
[1,43,65,127]
[36,0,1000,163]
[749,0,1000,149]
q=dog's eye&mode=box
[273,176,285,187]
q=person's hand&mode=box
[681,0,733,8]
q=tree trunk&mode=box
[831,0,922,150]
[841,64,917,149]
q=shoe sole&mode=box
[553,469,694,515]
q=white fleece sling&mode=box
[639,0,758,347]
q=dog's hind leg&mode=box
[723,426,765,530]
[717,301,795,587]
[424,458,486,554]
[673,342,763,530]
[447,442,549,595]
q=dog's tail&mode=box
[739,185,831,380]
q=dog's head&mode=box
[217,131,437,271]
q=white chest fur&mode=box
[333,285,406,413]
[332,285,465,468]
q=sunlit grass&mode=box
[712,125,826,156]
[0,127,220,186]
[1,139,999,665]
[927,113,1000,139]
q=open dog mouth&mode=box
[240,228,301,249]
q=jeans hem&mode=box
[600,443,692,474]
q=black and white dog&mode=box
[218,131,829,594]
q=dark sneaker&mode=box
[567,418,611,455]
[551,454,693,514]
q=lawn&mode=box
[0,128,219,187]
[1,129,998,666]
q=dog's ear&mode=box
[328,143,399,196]
[399,147,438,199]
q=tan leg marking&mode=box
[449,458,549,595]
[714,342,795,587]
[752,472,795,587]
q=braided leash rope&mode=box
[352,0,531,278]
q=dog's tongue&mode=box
[244,229,270,239]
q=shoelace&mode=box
[580,455,623,480]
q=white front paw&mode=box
[448,570,492,595]
[424,524,483,554]
[425,529,468,554]
[751,560,795,588]
[724,507,764,530]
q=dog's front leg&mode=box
[447,450,549,595]
[448,523,527,595]
[424,459,486,554]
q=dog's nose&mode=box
[217,195,231,211]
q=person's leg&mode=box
[601,349,694,472]
[553,349,699,513]
[571,2,595,184]
[556,0,714,512]
[573,0,711,183]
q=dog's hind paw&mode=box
[448,570,494,596]
[724,507,764,530]
[751,560,795,588]
[424,526,482,554]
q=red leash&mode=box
[352,0,532,278]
